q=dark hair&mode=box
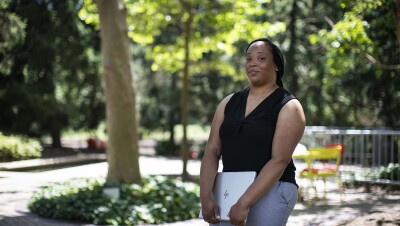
[245,38,284,87]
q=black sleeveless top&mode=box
[219,87,297,186]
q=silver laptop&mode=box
[199,171,257,221]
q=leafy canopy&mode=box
[79,0,285,77]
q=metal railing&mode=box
[300,126,400,183]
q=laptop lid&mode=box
[199,171,256,221]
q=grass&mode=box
[54,124,210,142]
[142,124,210,142]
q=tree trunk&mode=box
[395,0,400,45]
[50,114,62,148]
[97,0,141,184]
[50,110,64,148]
[168,72,178,147]
[180,1,193,180]
[288,1,298,94]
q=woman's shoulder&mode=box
[281,97,304,120]
[219,93,234,107]
[276,88,303,115]
[220,87,249,105]
[276,88,298,104]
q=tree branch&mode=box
[365,53,400,71]
[324,15,400,71]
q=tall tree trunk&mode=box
[97,0,141,184]
[168,72,178,147]
[395,0,400,45]
[180,1,193,180]
[50,113,62,148]
[288,1,298,94]
[50,109,66,148]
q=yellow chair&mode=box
[297,145,344,203]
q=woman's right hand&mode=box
[201,197,221,224]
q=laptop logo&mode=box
[224,190,229,199]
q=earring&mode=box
[275,68,278,71]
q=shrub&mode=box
[155,140,180,156]
[155,140,203,158]
[0,132,42,162]
[28,176,200,225]
[362,163,400,181]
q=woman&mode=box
[200,38,306,226]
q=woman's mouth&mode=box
[247,70,259,76]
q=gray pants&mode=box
[210,181,297,226]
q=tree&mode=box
[123,0,284,179]
[0,0,104,146]
[260,0,398,127]
[96,0,141,184]
[0,0,26,76]
[256,0,346,126]
[310,0,400,127]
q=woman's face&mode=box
[245,41,277,87]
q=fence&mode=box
[58,127,400,183]
[300,126,400,184]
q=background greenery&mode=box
[1,1,399,223]
[28,176,200,225]
[0,132,42,162]
[0,0,399,147]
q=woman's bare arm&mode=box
[199,94,233,224]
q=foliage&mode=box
[1,0,399,147]
[28,176,200,225]
[309,7,374,75]
[307,0,400,127]
[359,163,400,182]
[0,132,42,162]
[0,0,104,147]
[79,0,285,139]
[120,0,285,79]
[0,0,26,75]
[154,139,206,158]
[155,140,180,156]
[28,178,106,221]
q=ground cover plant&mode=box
[28,176,200,225]
[350,163,400,183]
[0,132,42,162]
[344,163,400,193]
[361,163,399,182]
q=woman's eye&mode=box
[259,57,265,61]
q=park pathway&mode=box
[1,154,399,226]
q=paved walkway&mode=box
[0,154,399,226]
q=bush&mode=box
[155,140,180,156]
[155,140,205,159]
[0,132,42,162]
[362,163,400,181]
[28,176,200,225]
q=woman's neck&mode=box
[249,84,279,97]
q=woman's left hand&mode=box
[228,201,250,226]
